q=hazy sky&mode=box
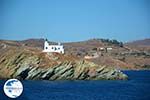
[0,0,150,42]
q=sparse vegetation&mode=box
[0,38,150,70]
[101,39,124,47]
[92,48,97,51]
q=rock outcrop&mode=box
[0,47,127,80]
[1,38,150,70]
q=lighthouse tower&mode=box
[43,39,64,54]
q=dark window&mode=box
[46,47,48,49]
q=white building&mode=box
[106,47,112,51]
[43,39,64,54]
[100,47,105,51]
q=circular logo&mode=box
[3,79,23,98]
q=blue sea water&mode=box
[0,71,150,100]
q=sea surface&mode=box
[0,71,150,100]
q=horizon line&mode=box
[0,37,150,43]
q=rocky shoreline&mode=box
[0,48,127,80]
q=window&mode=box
[46,47,48,49]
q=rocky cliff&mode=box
[0,47,127,80]
[1,38,150,70]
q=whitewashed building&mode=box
[43,39,64,54]
[106,47,112,51]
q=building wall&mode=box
[43,41,64,54]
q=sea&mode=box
[0,70,150,100]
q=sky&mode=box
[0,0,150,42]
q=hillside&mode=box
[0,42,127,80]
[125,39,150,52]
[126,39,150,46]
[0,38,150,70]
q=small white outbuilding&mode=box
[43,39,64,54]
[106,47,112,51]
